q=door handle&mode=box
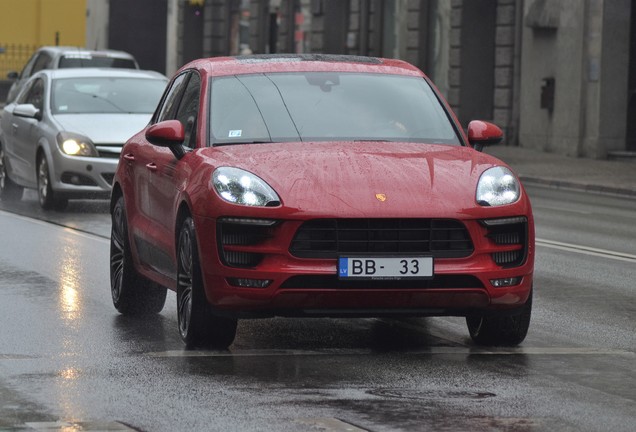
[11,123,18,134]
[123,153,135,162]
[146,163,158,172]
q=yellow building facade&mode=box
[0,0,86,76]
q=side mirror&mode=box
[145,119,187,159]
[7,71,19,80]
[467,120,503,152]
[13,104,41,121]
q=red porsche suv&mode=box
[110,54,534,348]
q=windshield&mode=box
[210,72,460,145]
[51,77,167,114]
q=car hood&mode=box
[203,142,524,218]
[53,114,151,144]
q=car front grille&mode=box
[95,145,122,158]
[289,219,474,259]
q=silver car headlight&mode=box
[212,167,280,206]
[56,132,99,157]
[476,166,520,206]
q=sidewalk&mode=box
[486,145,636,198]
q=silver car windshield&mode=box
[51,77,166,114]
[210,72,460,145]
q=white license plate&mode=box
[338,256,433,280]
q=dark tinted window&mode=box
[23,79,45,111]
[20,53,40,78]
[58,55,137,69]
[16,79,36,104]
[156,73,188,122]
[31,53,53,75]
[210,72,459,145]
[174,73,201,149]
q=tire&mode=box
[37,155,67,210]
[466,289,532,346]
[177,216,237,349]
[0,145,23,201]
[110,195,167,315]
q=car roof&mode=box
[37,68,167,81]
[36,45,137,60]
[180,54,426,78]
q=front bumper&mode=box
[49,150,117,198]
[193,214,535,318]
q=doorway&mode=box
[626,0,636,150]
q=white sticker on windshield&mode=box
[229,130,242,138]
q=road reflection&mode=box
[57,237,84,324]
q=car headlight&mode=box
[56,132,98,157]
[476,166,520,206]
[212,167,280,206]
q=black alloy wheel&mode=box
[466,288,532,346]
[177,216,237,348]
[110,195,167,315]
[37,155,67,210]
[0,145,23,201]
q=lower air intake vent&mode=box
[217,219,276,268]
[481,217,528,268]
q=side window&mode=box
[155,73,188,123]
[174,73,201,149]
[20,53,39,78]
[16,80,36,104]
[31,53,53,75]
[23,78,45,112]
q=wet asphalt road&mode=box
[0,187,634,431]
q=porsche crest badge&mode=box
[375,193,387,202]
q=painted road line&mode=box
[536,238,636,263]
[533,205,592,215]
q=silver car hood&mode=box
[53,113,152,144]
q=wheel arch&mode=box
[110,182,123,214]
[175,200,193,250]
[35,140,53,172]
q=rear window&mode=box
[58,55,137,69]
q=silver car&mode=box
[5,46,139,104]
[0,68,167,210]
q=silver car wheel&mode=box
[177,222,194,340]
[37,156,49,206]
[0,146,24,201]
[0,148,6,191]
